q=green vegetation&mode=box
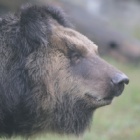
[1,59,140,140]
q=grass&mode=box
[1,58,140,140]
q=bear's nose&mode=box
[112,73,129,85]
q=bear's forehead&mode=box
[51,25,98,55]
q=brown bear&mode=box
[0,4,129,137]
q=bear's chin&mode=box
[49,97,94,135]
[92,99,112,108]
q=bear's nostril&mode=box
[122,77,129,85]
[112,74,129,85]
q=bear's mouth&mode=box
[85,82,127,108]
[85,93,113,107]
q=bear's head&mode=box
[0,5,129,137]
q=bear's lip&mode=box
[85,93,113,107]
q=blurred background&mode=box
[0,0,140,140]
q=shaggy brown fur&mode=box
[0,4,129,137]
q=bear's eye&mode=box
[69,50,81,64]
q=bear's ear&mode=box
[20,5,49,49]
[43,5,71,28]
[19,5,71,51]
